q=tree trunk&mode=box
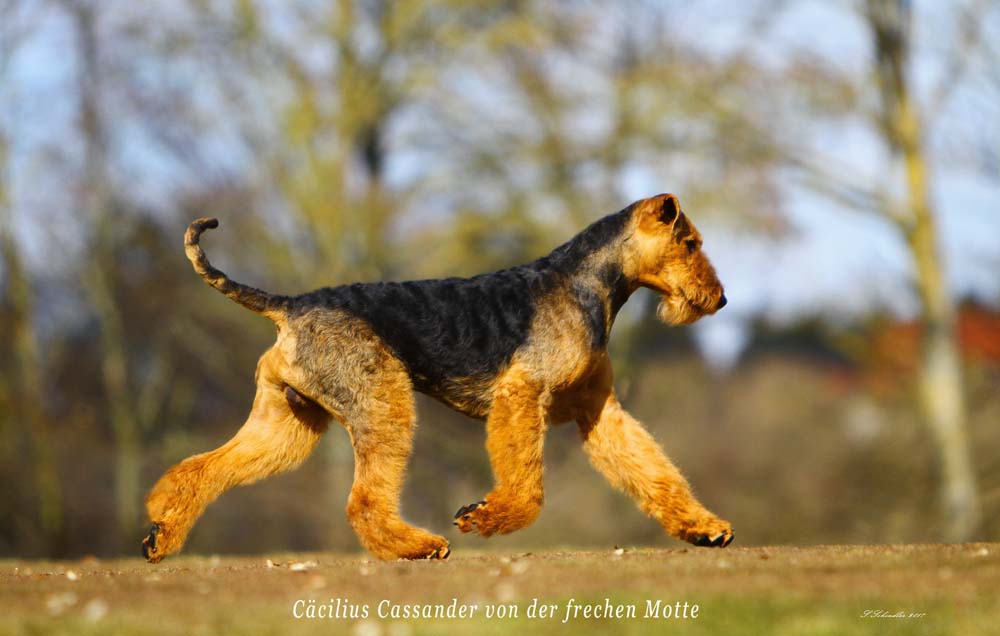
[867,0,980,541]
[898,99,980,542]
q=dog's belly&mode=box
[417,375,494,420]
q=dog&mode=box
[142,193,732,562]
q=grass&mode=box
[2,543,998,635]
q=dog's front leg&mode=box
[578,392,734,548]
[454,368,547,537]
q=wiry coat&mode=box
[142,194,732,563]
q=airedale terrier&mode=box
[142,193,732,562]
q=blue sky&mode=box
[678,0,1000,364]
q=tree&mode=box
[63,0,143,543]
[864,0,979,541]
[775,0,986,541]
[0,0,63,554]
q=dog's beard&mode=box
[656,294,704,326]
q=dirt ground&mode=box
[2,543,997,636]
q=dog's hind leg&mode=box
[142,347,329,562]
[578,391,734,548]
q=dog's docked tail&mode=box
[185,218,288,324]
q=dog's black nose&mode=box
[717,293,727,309]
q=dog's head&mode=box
[628,194,726,326]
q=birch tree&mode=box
[864,0,980,541]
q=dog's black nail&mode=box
[454,501,484,519]
[142,524,160,559]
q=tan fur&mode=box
[143,346,328,562]
[453,194,731,546]
[343,366,450,560]
[577,381,733,546]
[143,193,732,563]
[629,195,725,325]
[453,365,548,536]
[144,314,451,562]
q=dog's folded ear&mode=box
[637,193,684,231]
[659,195,680,225]
[656,195,693,239]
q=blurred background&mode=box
[0,0,998,559]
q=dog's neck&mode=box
[540,209,637,341]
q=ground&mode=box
[2,544,997,635]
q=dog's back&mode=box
[289,267,554,414]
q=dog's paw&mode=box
[142,522,185,563]
[426,543,451,559]
[395,534,451,560]
[453,496,542,536]
[142,523,165,563]
[680,517,734,548]
[691,530,735,547]
[453,500,488,535]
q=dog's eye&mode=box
[685,240,698,254]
